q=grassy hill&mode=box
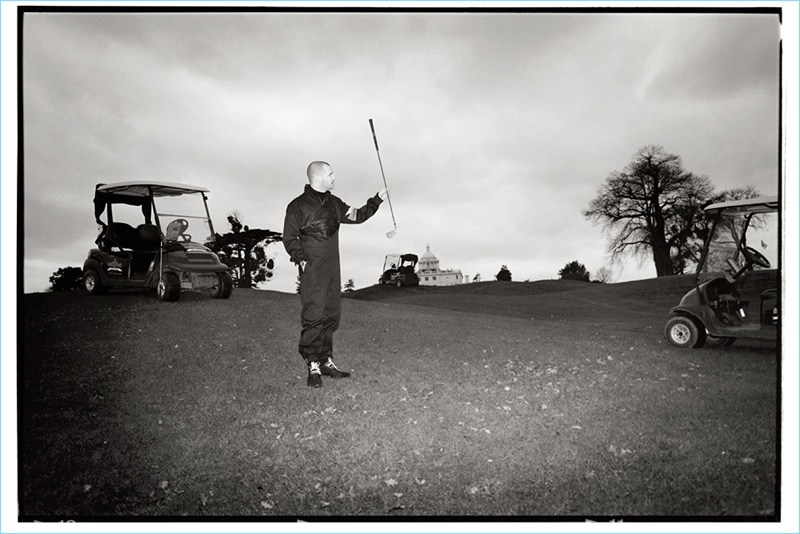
[345,275,698,323]
[347,276,696,300]
[19,276,779,519]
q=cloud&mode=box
[18,9,781,293]
[639,14,780,101]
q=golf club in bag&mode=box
[369,118,397,238]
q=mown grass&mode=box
[20,279,779,520]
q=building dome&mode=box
[419,245,440,272]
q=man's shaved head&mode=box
[307,161,336,192]
[307,161,331,182]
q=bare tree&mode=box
[594,266,615,284]
[583,145,713,277]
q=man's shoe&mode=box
[307,361,322,388]
[321,359,351,379]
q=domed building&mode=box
[418,245,464,286]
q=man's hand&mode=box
[378,188,389,201]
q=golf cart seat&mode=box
[105,222,138,250]
[136,224,161,251]
[104,222,160,251]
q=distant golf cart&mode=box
[665,196,779,348]
[83,181,233,302]
[378,254,419,287]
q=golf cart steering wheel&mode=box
[741,245,770,269]
[166,218,191,242]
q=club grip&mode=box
[369,118,379,151]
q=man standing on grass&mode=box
[283,161,388,388]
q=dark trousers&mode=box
[298,250,341,364]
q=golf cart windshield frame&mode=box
[93,181,216,239]
[695,195,779,285]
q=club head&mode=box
[386,229,397,239]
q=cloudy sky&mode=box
[18,6,785,294]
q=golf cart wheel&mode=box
[83,269,108,295]
[396,279,403,288]
[210,271,233,299]
[157,272,181,302]
[665,315,706,349]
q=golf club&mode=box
[369,118,397,238]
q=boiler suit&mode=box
[283,185,383,365]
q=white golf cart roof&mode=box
[703,195,779,215]
[97,181,210,198]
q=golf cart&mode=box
[83,181,233,302]
[665,196,779,348]
[378,253,419,287]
